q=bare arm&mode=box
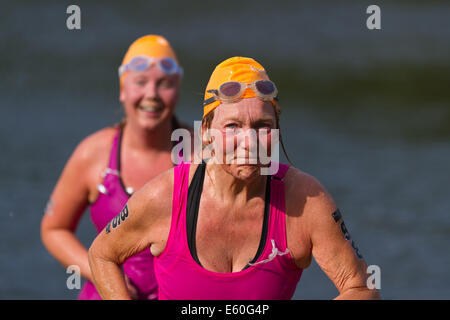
[40,133,106,283]
[308,187,380,299]
[88,169,173,300]
[287,169,380,300]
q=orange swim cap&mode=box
[203,57,278,118]
[120,34,179,86]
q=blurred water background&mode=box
[1,0,449,299]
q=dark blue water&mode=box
[1,1,449,299]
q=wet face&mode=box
[120,66,180,131]
[203,97,277,181]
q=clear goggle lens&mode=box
[118,56,182,77]
[204,80,278,106]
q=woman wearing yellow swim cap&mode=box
[41,35,189,300]
[88,56,380,300]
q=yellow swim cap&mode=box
[120,34,178,86]
[203,57,277,118]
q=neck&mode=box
[122,118,174,152]
[204,163,267,204]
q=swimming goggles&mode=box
[203,80,278,107]
[118,56,183,77]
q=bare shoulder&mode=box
[130,166,175,213]
[68,126,117,185]
[126,166,178,256]
[283,166,338,268]
[57,126,119,203]
[284,166,337,219]
[128,167,175,230]
[53,126,118,186]
[72,126,117,165]
[135,161,199,205]
[44,126,119,224]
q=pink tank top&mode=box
[154,162,303,300]
[78,126,158,300]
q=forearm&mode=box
[88,248,131,300]
[334,287,381,300]
[41,228,93,282]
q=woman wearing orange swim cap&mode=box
[88,57,380,300]
[41,35,189,300]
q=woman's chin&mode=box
[227,164,261,180]
[136,113,170,131]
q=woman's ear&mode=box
[200,121,217,162]
[201,121,212,147]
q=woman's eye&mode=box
[160,79,176,88]
[225,123,238,129]
[135,80,146,86]
[256,123,272,130]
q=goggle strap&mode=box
[207,89,219,95]
[203,96,218,107]
[203,84,278,106]
[203,95,278,107]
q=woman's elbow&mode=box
[88,237,115,269]
[87,238,102,267]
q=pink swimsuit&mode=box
[154,162,303,300]
[78,127,158,300]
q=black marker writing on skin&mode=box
[340,221,351,241]
[351,240,363,259]
[331,209,363,259]
[332,209,342,223]
[106,205,129,234]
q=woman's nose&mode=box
[237,128,258,152]
[144,81,158,99]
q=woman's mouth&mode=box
[138,105,164,117]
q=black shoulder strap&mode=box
[186,162,206,265]
[186,164,271,270]
[243,175,271,270]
